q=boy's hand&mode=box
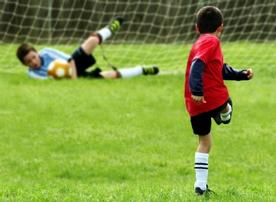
[244,68,254,79]
[191,95,207,104]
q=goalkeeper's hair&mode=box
[16,43,37,64]
[196,6,223,34]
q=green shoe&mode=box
[142,66,159,75]
[108,16,124,34]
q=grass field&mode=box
[0,43,275,201]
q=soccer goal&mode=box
[0,0,276,73]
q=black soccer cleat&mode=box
[107,16,124,34]
[195,185,216,196]
[214,98,233,125]
[221,98,233,124]
[142,66,159,75]
[195,187,205,195]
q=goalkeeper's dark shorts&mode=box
[190,98,233,136]
[69,47,103,78]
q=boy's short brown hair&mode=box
[196,6,223,34]
[16,43,37,64]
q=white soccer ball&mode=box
[48,60,72,79]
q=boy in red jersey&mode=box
[184,6,253,195]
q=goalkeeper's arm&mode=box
[29,71,48,79]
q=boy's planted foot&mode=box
[195,185,216,196]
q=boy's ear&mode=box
[195,24,200,34]
[216,23,224,33]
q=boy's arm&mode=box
[28,71,48,80]
[189,59,206,103]
[222,63,253,80]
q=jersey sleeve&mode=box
[28,70,48,79]
[40,48,70,61]
[189,59,205,96]
[222,63,249,80]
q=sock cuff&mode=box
[195,152,209,158]
[97,27,112,42]
[117,66,143,78]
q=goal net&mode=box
[0,0,276,73]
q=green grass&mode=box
[0,43,275,201]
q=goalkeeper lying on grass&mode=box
[16,17,159,80]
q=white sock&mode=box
[97,27,112,42]
[194,152,209,190]
[118,66,143,78]
[220,103,232,121]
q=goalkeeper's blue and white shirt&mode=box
[28,48,70,79]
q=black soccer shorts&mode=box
[190,98,233,136]
[69,47,98,77]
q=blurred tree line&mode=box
[0,0,275,43]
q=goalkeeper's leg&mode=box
[100,65,159,79]
[81,17,124,55]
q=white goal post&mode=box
[0,0,276,72]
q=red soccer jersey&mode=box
[184,34,229,116]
